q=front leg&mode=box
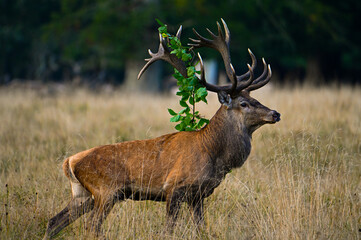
[165,191,183,232]
[187,195,205,234]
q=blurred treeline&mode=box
[1,0,360,86]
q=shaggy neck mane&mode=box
[198,105,252,170]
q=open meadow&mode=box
[0,84,360,239]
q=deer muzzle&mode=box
[270,110,281,123]
[263,110,281,124]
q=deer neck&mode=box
[200,105,252,171]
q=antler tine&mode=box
[246,64,272,91]
[198,53,206,84]
[237,49,257,82]
[216,21,224,40]
[229,63,238,93]
[176,25,182,39]
[235,64,254,92]
[206,28,217,39]
[190,28,213,48]
[220,18,230,46]
[252,58,268,84]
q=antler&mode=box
[137,26,188,80]
[190,18,272,95]
[138,19,272,95]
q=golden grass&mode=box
[0,85,360,239]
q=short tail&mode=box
[62,158,78,183]
[63,158,71,178]
[63,157,91,198]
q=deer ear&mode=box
[218,91,232,108]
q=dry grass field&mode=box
[0,84,360,239]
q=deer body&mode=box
[43,19,280,239]
[66,105,251,204]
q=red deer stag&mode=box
[43,19,280,239]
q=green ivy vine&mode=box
[157,19,209,131]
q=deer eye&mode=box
[240,102,248,108]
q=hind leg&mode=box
[43,182,94,239]
[86,193,116,237]
[43,196,94,239]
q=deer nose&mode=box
[272,111,281,122]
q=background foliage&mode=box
[1,0,360,84]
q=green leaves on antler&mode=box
[157,19,209,131]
